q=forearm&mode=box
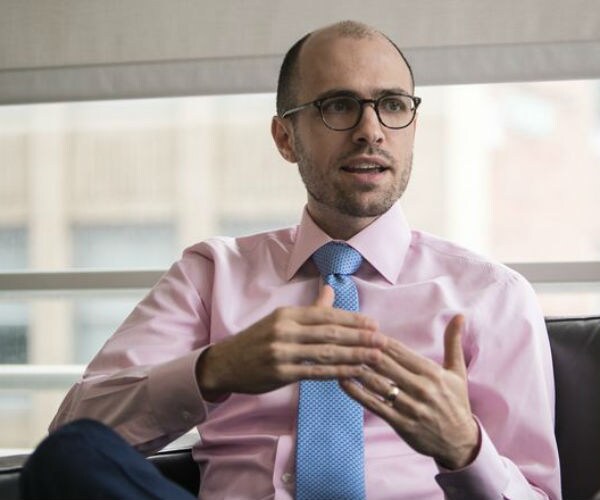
[455,274,561,499]
[49,253,216,452]
[50,349,210,454]
[435,424,558,500]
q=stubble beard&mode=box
[295,139,413,218]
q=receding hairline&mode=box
[277,21,415,116]
[313,20,379,39]
[299,21,404,67]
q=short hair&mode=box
[276,21,415,117]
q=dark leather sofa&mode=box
[1,316,599,500]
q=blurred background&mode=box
[2,0,599,455]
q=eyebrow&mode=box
[314,87,413,100]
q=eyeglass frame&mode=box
[280,92,422,131]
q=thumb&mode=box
[443,314,467,377]
[314,283,335,307]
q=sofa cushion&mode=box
[547,316,600,500]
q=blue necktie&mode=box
[295,242,366,499]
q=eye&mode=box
[321,97,357,115]
[380,96,409,113]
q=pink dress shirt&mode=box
[51,202,561,499]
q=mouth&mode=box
[339,154,392,175]
[341,163,389,174]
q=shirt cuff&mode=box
[435,422,510,499]
[147,347,213,433]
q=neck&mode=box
[306,203,378,240]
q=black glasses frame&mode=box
[281,93,422,131]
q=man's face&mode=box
[283,33,417,226]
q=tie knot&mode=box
[312,242,363,277]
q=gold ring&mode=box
[385,384,400,406]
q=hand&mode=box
[341,315,479,469]
[196,285,386,401]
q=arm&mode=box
[51,251,385,455]
[50,255,214,454]
[342,273,561,499]
[450,273,561,499]
[196,284,385,400]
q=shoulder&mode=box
[181,225,297,266]
[410,233,546,349]
[155,226,297,294]
[409,230,527,290]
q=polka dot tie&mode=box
[295,242,366,500]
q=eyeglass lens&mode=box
[320,95,416,130]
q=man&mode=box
[23,21,560,499]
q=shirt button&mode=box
[281,472,294,484]
[182,410,192,421]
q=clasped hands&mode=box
[196,285,479,469]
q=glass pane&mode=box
[0,390,64,454]
[73,296,141,363]
[0,228,27,268]
[1,83,599,272]
[0,303,27,363]
[72,224,176,269]
[2,82,600,455]
[0,229,29,364]
[1,286,598,456]
[535,285,600,317]
[0,95,304,272]
[407,80,600,262]
[0,292,147,455]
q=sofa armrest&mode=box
[0,455,28,500]
[148,448,199,495]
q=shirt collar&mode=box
[286,202,411,284]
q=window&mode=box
[1,81,599,454]
[72,225,175,362]
[0,229,27,363]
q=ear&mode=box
[271,116,298,163]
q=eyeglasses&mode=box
[281,93,421,131]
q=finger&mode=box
[382,337,439,375]
[281,362,367,382]
[293,322,386,348]
[353,361,424,413]
[443,314,467,377]
[340,378,410,426]
[279,342,382,365]
[314,283,335,307]
[287,305,379,332]
[352,367,411,407]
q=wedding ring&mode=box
[385,384,400,406]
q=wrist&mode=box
[436,419,481,470]
[195,347,229,403]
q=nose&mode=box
[351,103,384,146]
